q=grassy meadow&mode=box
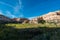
[0,23,60,40]
[5,23,60,28]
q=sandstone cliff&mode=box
[30,11,60,24]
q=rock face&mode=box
[29,11,60,24]
[42,11,60,23]
[22,20,30,24]
[29,17,44,24]
[0,10,60,24]
[29,18,38,24]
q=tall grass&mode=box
[5,23,60,29]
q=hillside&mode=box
[0,11,60,40]
[29,11,60,24]
[0,10,60,24]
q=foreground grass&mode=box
[0,24,60,40]
[0,23,60,40]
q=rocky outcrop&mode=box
[29,17,44,24]
[0,10,60,24]
[29,11,60,24]
[29,18,38,24]
[22,20,30,24]
[42,11,60,23]
[12,18,29,23]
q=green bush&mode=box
[38,20,45,24]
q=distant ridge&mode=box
[0,14,11,22]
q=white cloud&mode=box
[19,0,23,9]
[19,14,24,18]
[0,10,6,15]
[6,11,16,18]
[14,0,23,10]
[14,0,23,12]
[0,1,14,8]
[14,5,19,12]
[13,0,24,17]
[0,0,24,18]
[0,10,3,14]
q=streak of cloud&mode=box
[0,1,14,8]
[6,11,16,18]
[14,0,24,17]
[14,0,23,12]
[19,0,23,9]
[0,10,3,14]
[0,0,24,18]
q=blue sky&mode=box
[0,0,60,18]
